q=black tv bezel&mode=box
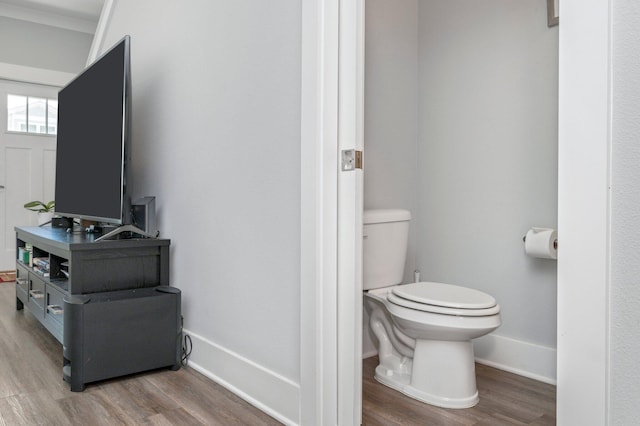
[54,35,132,226]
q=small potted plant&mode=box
[24,200,55,225]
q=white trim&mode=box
[0,3,97,34]
[184,329,299,426]
[474,334,557,385]
[362,349,377,359]
[300,0,340,424]
[557,0,611,424]
[365,334,557,386]
[336,0,365,424]
[0,62,73,87]
[86,0,117,66]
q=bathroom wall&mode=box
[364,0,559,382]
[364,0,419,283]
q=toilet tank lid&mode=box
[363,209,411,224]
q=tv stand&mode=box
[14,226,179,391]
[95,224,157,241]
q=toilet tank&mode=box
[363,209,411,290]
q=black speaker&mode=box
[132,197,157,236]
[52,217,73,228]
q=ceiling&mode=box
[0,0,104,33]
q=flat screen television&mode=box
[54,35,132,226]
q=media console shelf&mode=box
[15,226,180,391]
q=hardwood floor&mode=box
[362,356,556,425]
[1,280,555,425]
[0,282,281,426]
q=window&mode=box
[7,94,57,135]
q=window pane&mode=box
[29,97,47,134]
[7,95,27,132]
[47,99,58,135]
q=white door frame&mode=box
[557,0,610,424]
[300,0,340,423]
[302,0,613,425]
[337,0,365,424]
[300,0,364,424]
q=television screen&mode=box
[54,36,131,225]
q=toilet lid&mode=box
[391,282,497,311]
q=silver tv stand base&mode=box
[95,224,157,241]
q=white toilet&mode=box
[363,209,501,409]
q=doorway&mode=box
[361,0,558,417]
[0,79,59,270]
[301,0,612,424]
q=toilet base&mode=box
[374,339,479,409]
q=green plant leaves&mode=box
[23,200,55,212]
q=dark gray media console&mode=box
[15,226,181,392]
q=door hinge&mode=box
[341,149,363,171]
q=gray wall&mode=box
[101,0,301,382]
[0,16,92,74]
[611,0,640,423]
[417,0,557,348]
[364,0,419,282]
[364,0,558,374]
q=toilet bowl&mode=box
[363,209,501,409]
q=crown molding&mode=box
[0,2,97,34]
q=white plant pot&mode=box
[38,212,54,225]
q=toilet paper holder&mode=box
[522,234,558,250]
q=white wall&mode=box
[101,1,301,423]
[0,16,92,74]
[610,0,640,423]
[364,0,419,282]
[364,0,559,382]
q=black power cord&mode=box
[180,316,192,366]
[181,334,193,366]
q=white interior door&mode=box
[337,0,365,423]
[0,80,59,270]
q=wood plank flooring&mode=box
[1,280,555,425]
[0,282,281,426]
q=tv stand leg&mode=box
[63,359,86,392]
[95,225,156,241]
[70,381,86,392]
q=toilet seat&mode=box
[388,282,500,317]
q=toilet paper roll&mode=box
[524,227,557,259]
